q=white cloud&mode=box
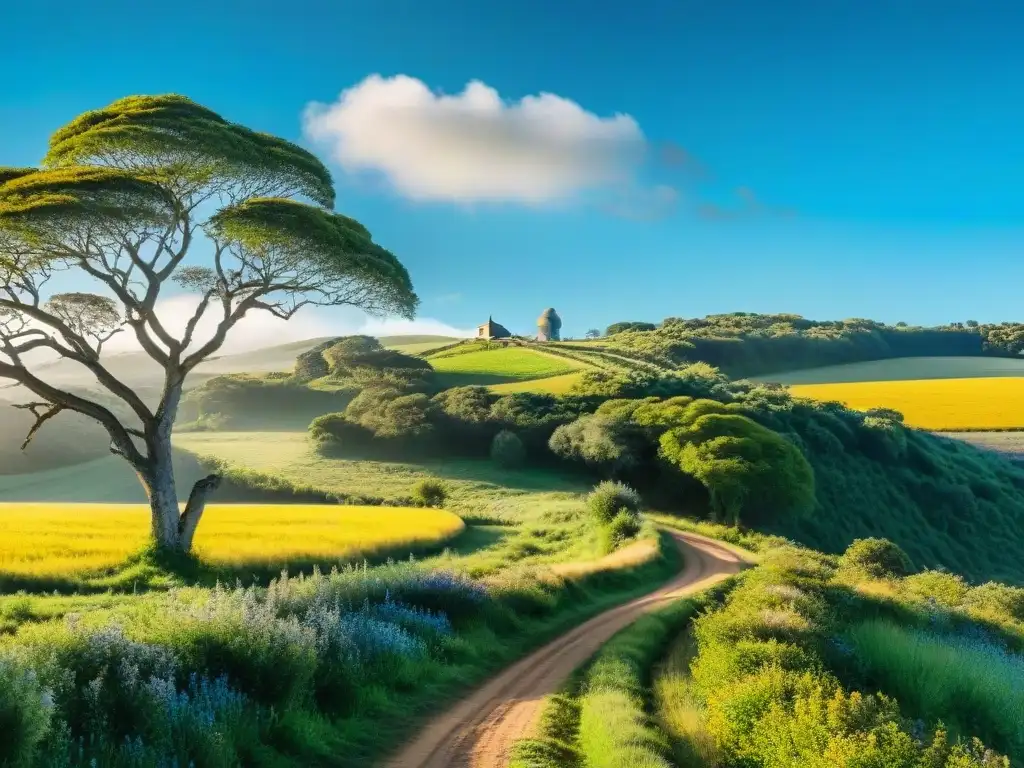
[303,74,648,204]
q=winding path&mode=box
[385,530,744,768]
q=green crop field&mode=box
[755,355,1024,385]
[427,346,583,386]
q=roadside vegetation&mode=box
[511,583,734,768]
[0,526,679,766]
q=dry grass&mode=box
[549,536,659,577]
[790,376,1024,430]
[0,502,464,577]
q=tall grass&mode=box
[653,626,721,767]
[846,619,1024,760]
[683,545,1010,767]
[0,530,683,767]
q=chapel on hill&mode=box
[475,308,563,341]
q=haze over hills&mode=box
[0,335,462,398]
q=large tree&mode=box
[0,95,417,552]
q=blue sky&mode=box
[3,0,1024,339]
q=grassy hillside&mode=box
[789,376,1024,430]
[756,355,1024,384]
[0,407,111,475]
[428,346,584,387]
[488,372,586,394]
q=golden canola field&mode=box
[0,503,464,577]
[789,376,1024,430]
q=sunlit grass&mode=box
[488,372,585,394]
[790,376,1024,429]
[0,502,464,577]
[846,619,1024,757]
[429,347,580,379]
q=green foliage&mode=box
[686,546,1010,767]
[601,511,643,552]
[660,412,816,526]
[179,374,350,430]
[491,430,527,469]
[0,657,51,767]
[208,197,417,319]
[845,620,1024,760]
[44,94,334,207]
[840,538,916,579]
[0,166,172,239]
[293,337,343,381]
[0,529,681,767]
[549,413,646,472]
[586,481,642,524]
[606,321,657,336]
[411,479,447,508]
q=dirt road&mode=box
[385,530,745,768]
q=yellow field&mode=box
[789,376,1024,430]
[0,503,464,577]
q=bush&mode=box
[587,481,642,525]
[412,479,448,508]
[491,430,526,469]
[840,538,916,579]
[0,657,52,767]
[600,510,643,552]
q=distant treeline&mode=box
[599,313,1024,377]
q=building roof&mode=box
[478,317,511,337]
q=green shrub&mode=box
[840,538,916,579]
[600,510,643,553]
[491,430,526,468]
[587,481,642,524]
[963,582,1024,623]
[412,479,448,508]
[0,658,52,767]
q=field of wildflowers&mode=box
[0,503,464,582]
[0,524,680,767]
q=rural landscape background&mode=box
[4,2,1024,767]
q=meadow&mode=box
[488,371,586,394]
[427,346,583,386]
[789,376,1024,429]
[0,503,464,579]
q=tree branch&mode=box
[12,401,64,450]
[0,300,154,425]
[0,361,148,468]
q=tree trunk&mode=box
[144,448,182,550]
[178,473,222,552]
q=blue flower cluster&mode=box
[145,672,248,730]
